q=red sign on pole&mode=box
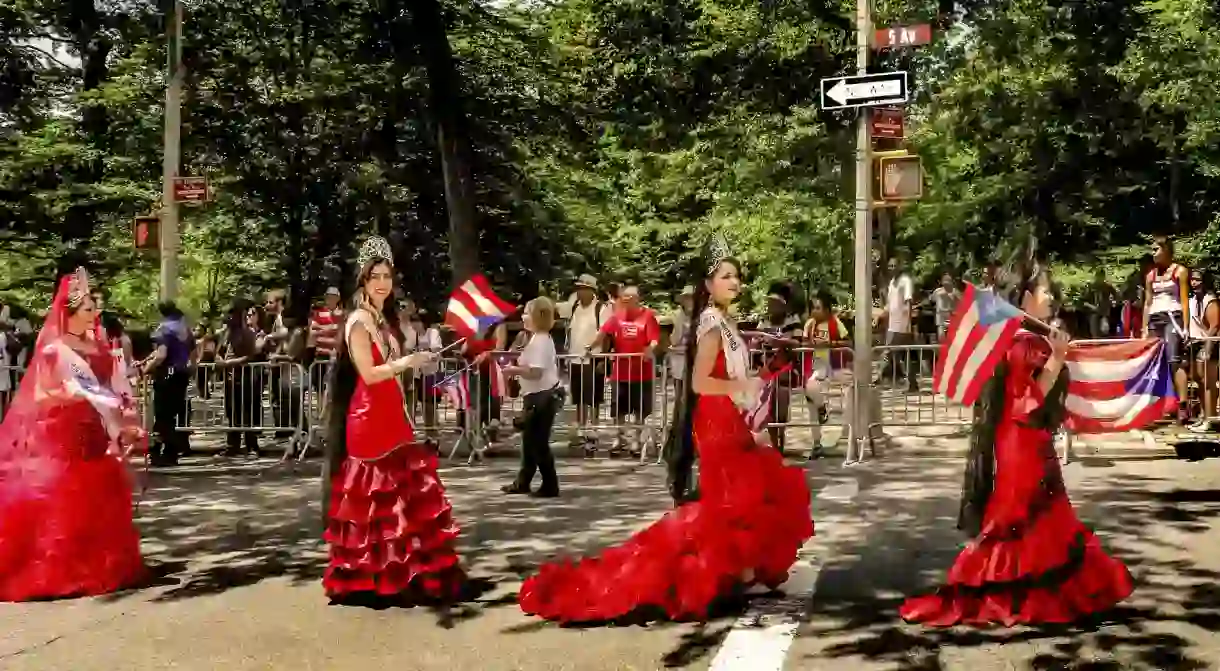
[873,24,932,49]
[871,107,904,139]
[172,176,209,203]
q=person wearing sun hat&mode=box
[565,273,607,454]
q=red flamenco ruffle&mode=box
[0,456,147,602]
[900,498,1133,627]
[322,444,463,599]
[518,446,812,623]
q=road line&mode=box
[707,546,823,671]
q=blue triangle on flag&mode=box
[474,315,502,338]
[975,289,1022,326]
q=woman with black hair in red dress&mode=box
[518,235,813,623]
[901,264,1133,626]
[321,236,467,607]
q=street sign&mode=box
[820,71,909,111]
[878,155,923,200]
[133,215,159,250]
[870,107,904,139]
[172,176,209,203]
[873,24,932,49]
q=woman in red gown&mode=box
[901,265,1133,626]
[518,238,813,623]
[321,236,466,607]
[0,269,147,601]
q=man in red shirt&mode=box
[587,285,659,457]
[310,287,344,358]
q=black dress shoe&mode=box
[529,489,559,499]
[501,483,530,494]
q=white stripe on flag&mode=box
[936,306,979,399]
[1067,346,1157,383]
[447,296,479,333]
[1066,392,1154,425]
[950,320,1011,404]
[461,280,504,319]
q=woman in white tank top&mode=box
[1142,235,1190,422]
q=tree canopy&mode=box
[2,0,1217,322]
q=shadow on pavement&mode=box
[799,458,1220,670]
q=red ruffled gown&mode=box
[322,337,464,601]
[900,333,1133,626]
[518,350,813,622]
[0,349,146,601]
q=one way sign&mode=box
[819,71,909,111]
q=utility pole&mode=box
[849,0,874,464]
[160,0,184,301]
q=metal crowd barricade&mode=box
[182,361,307,456]
[302,355,469,462]
[553,352,669,464]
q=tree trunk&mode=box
[59,1,112,276]
[409,0,481,288]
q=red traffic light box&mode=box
[134,215,159,249]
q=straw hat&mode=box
[574,274,599,290]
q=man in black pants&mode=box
[142,301,195,466]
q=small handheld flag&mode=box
[933,283,1024,406]
[446,275,516,340]
[434,372,471,410]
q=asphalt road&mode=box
[2,451,1219,670]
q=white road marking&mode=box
[708,548,824,671]
[707,480,852,670]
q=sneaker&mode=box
[1187,420,1214,434]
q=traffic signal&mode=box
[133,215,159,250]
[878,154,923,200]
[873,151,923,204]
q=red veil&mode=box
[0,269,143,465]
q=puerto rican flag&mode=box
[934,283,1024,406]
[743,362,793,433]
[435,371,471,410]
[1063,339,1177,433]
[446,275,516,340]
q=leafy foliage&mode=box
[2,0,1219,321]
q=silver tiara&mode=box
[357,236,393,271]
[67,267,90,309]
[707,232,732,275]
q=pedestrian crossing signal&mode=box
[133,215,159,250]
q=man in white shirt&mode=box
[875,256,919,391]
[564,274,606,452]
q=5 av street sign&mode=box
[819,71,909,111]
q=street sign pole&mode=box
[159,0,183,302]
[850,0,873,465]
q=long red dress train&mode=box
[900,333,1133,626]
[0,277,146,601]
[322,318,464,601]
[518,350,813,622]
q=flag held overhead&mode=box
[446,275,516,339]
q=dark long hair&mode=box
[958,261,1067,535]
[664,255,740,502]
[321,258,403,517]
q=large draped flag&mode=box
[1062,339,1177,433]
[934,283,1024,406]
[445,274,515,339]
